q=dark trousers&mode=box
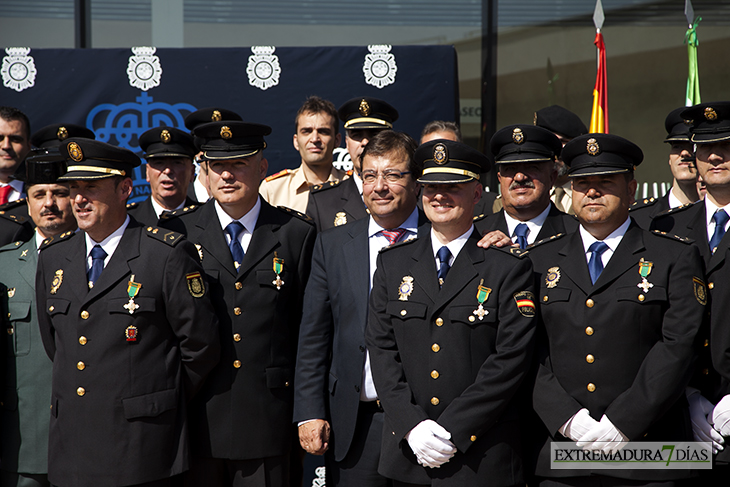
[184,455,288,487]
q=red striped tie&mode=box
[0,185,12,205]
[380,228,406,246]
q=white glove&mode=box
[687,388,724,453]
[576,414,628,454]
[405,419,457,468]
[559,408,600,442]
[712,394,730,437]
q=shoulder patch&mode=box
[264,169,291,183]
[0,198,27,211]
[651,229,694,244]
[473,213,487,222]
[126,201,139,210]
[145,226,184,246]
[310,179,345,194]
[379,236,418,253]
[654,201,696,219]
[629,197,657,211]
[0,212,26,224]
[39,230,76,250]
[527,232,567,250]
[276,205,313,223]
[493,245,530,258]
[160,204,201,220]
[0,240,25,252]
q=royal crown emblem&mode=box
[512,127,524,144]
[211,110,222,122]
[68,142,84,162]
[160,129,171,143]
[433,143,448,165]
[221,126,233,139]
[705,107,718,121]
[359,99,371,116]
[586,138,600,156]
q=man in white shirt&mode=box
[0,107,31,204]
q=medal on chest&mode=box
[398,276,414,301]
[124,275,142,314]
[272,252,285,290]
[473,279,492,320]
[637,258,654,294]
[50,270,64,294]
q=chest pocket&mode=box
[46,298,70,316]
[386,301,427,320]
[108,297,157,314]
[7,300,31,356]
[450,305,497,324]
[541,287,571,304]
[616,286,667,304]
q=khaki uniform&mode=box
[259,164,346,213]
[550,181,574,215]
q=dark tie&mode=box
[514,223,529,250]
[380,228,406,246]
[710,209,729,254]
[87,245,107,288]
[437,246,452,287]
[225,221,245,270]
[588,241,609,284]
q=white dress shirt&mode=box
[85,215,130,271]
[579,217,631,269]
[214,197,262,254]
[503,204,551,246]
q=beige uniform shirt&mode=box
[259,164,347,213]
[550,181,574,215]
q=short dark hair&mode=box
[295,96,339,134]
[421,120,462,142]
[0,106,31,140]
[360,131,421,178]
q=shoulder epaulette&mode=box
[39,230,76,250]
[654,201,696,219]
[145,226,184,246]
[264,169,291,183]
[276,205,314,223]
[126,201,139,210]
[651,229,694,244]
[379,236,418,253]
[160,204,201,220]
[0,198,27,211]
[346,169,354,177]
[0,240,25,252]
[493,245,530,258]
[0,211,26,224]
[310,179,344,194]
[473,213,487,222]
[629,197,658,212]
[527,232,567,250]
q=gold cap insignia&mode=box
[512,127,524,144]
[334,212,347,226]
[67,142,84,162]
[586,138,600,156]
[433,143,448,165]
[359,99,371,116]
[57,126,68,140]
[212,110,222,121]
[221,126,233,139]
[705,107,718,121]
[160,129,171,143]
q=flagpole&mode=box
[589,0,608,133]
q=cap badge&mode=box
[359,99,371,116]
[221,126,233,140]
[211,110,222,122]
[705,107,718,121]
[67,142,84,162]
[512,127,525,144]
[433,143,448,165]
[586,138,600,156]
[160,129,171,143]
[57,126,68,141]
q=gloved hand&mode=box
[405,419,457,468]
[687,388,724,453]
[559,408,600,442]
[576,414,628,454]
[711,394,730,437]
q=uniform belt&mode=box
[359,399,384,413]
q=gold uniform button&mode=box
[81,311,89,319]
[285,381,290,387]
[702,368,709,375]
[435,318,444,326]
[638,294,645,302]
[709,282,715,290]
[431,370,439,379]
[543,296,548,302]
[233,360,241,368]
[234,307,242,315]
[77,387,86,396]
[585,299,594,308]
[587,383,596,392]
[468,315,476,322]
[6,327,13,335]
[585,327,594,336]
[470,435,477,442]
[586,354,595,364]
[431,397,440,406]
[79,336,87,345]
[431,343,440,353]
[400,309,407,316]
[233,333,241,342]
[77,361,85,370]
[49,305,55,312]
[235,282,243,290]
[705,339,709,347]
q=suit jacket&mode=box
[473,203,578,241]
[629,193,672,230]
[366,231,536,486]
[127,196,197,228]
[527,223,705,480]
[306,178,367,232]
[161,199,316,459]
[35,219,220,487]
[293,211,429,462]
[0,237,52,474]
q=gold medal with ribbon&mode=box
[473,279,492,320]
[272,252,285,290]
[124,274,141,314]
[637,258,654,293]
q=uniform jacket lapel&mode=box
[433,231,481,312]
[194,202,237,276]
[408,236,439,305]
[237,201,281,279]
[18,238,37,289]
[557,231,593,296]
[591,223,645,292]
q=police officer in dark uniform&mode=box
[128,127,197,227]
[528,133,706,486]
[306,97,398,231]
[35,138,220,487]
[366,139,537,486]
[160,121,316,487]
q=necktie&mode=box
[380,228,406,246]
[87,245,107,289]
[710,209,729,254]
[514,223,529,250]
[588,241,609,284]
[225,221,245,270]
[0,185,12,205]
[437,246,451,287]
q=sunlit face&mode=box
[69,177,132,242]
[667,141,696,182]
[497,161,556,216]
[26,183,76,238]
[145,156,195,208]
[361,151,418,226]
[207,153,268,213]
[571,173,636,230]
[422,181,482,233]
[0,118,30,175]
[294,112,341,168]
[695,142,730,190]
[346,128,386,173]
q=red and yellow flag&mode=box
[589,32,608,133]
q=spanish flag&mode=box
[589,32,608,133]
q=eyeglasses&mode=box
[360,170,411,185]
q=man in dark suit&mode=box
[35,138,221,487]
[366,140,537,486]
[160,120,316,487]
[528,133,705,486]
[0,107,31,205]
[476,124,577,249]
[127,127,197,227]
[294,131,426,487]
[306,97,398,231]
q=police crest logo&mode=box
[220,126,233,140]
[398,276,414,301]
[433,143,448,165]
[693,277,707,305]
[334,212,347,226]
[67,142,84,162]
[359,99,371,117]
[545,267,561,288]
[512,127,524,144]
[513,291,536,317]
[50,269,64,294]
[186,272,205,298]
[586,138,600,156]
[211,110,222,122]
[57,126,68,140]
[705,107,718,121]
[160,129,171,143]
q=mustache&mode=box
[39,208,61,217]
[509,180,535,190]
